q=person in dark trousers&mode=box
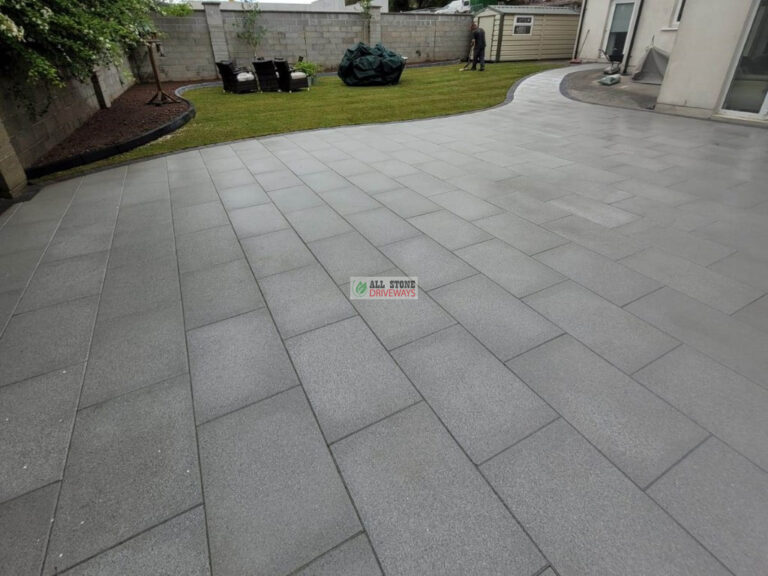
[470,22,486,71]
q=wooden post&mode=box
[146,40,181,106]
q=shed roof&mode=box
[484,5,579,15]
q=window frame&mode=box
[672,0,686,27]
[512,15,534,35]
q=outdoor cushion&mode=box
[291,71,308,80]
[237,72,255,81]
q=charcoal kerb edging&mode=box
[25,89,197,180]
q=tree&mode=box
[0,0,159,107]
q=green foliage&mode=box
[237,0,265,51]
[293,60,318,77]
[157,2,192,17]
[0,0,158,114]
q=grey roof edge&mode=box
[482,5,580,15]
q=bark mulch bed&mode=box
[33,81,208,168]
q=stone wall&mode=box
[0,59,134,173]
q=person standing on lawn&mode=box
[470,22,486,71]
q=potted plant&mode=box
[294,59,318,86]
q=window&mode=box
[513,15,533,35]
[673,0,686,25]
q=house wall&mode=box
[576,0,679,72]
[656,0,757,117]
[497,13,579,61]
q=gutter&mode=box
[573,0,588,60]
[623,0,644,74]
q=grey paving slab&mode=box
[509,335,706,487]
[328,158,374,177]
[347,171,401,195]
[242,155,285,175]
[692,213,768,262]
[260,263,356,338]
[343,279,455,351]
[635,345,768,472]
[524,281,679,374]
[286,204,352,242]
[308,231,393,284]
[393,325,556,463]
[16,251,107,314]
[346,206,421,247]
[732,294,768,333]
[456,239,564,297]
[482,419,729,576]
[0,483,59,576]
[81,301,187,407]
[44,376,201,575]
[627,226,735,267]
[430,189,502,221]
[64,507,210,576]
[487,191,571,224]
[474,212,568,255]
[545,215,647,260]
[294,534,381,576]
[621,248,762,314]
[11,198,70,225]
[99,254,180,321]
[199,387,360,576]
[188,309,297,423]
[396,172,458,196]
[218,182,270,210]
[287,317,418,442]
[0,296,98,388]
[627,287,768,388]
[382,235,476,291]
[549,194,638,228]
[431,274,562,361]
[170,181,219,208]
[408,210,491,250]
[612,196,716,232]
[708,251,768,292]
[228,203,289,239]
[0,248,43,293]
[43,220,114,263]
[242,228,316,279]
[375,187,440,218]
[534,243,661,307]
[176,225,243,273]
[0,219,58,257]
[319,185,382,215]
[58,198,118,231]
[0,366,82,503]
[649,438,768,576]
[332,402,546,576]
[255,169,305,191]
[268,184,325,213]
[181,258,263,329]
[112,200,171,241]
[213,168,258,192]
[301,170,351,193]
[0,289,20,333]
[172,200,229,237]
[120,181,169,207]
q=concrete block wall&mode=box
[382,13,473,63]
[134,14,217,82]
[223,11,369,70]
[0,61,133,171]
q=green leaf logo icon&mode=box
[355,281,367,296]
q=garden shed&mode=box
[474,5,580,63]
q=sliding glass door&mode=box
[723,0,768,116]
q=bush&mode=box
[294,60,318,77]
[0,0,158,111]
[158,2,192,17]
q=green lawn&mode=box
[49,61,565,178]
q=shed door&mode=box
[478,15,495,61]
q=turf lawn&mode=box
[49,61,565,177]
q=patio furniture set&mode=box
[216,58,309,94]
